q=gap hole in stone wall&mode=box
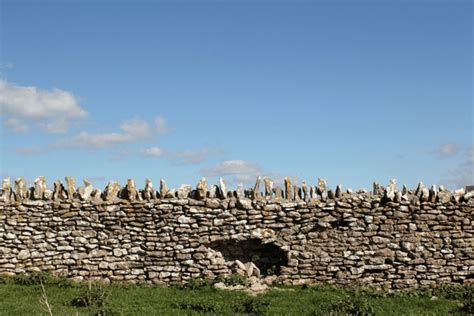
[207,239,288,276]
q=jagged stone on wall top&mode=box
[264,177,273,197]
[1,176,473,204]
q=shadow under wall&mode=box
[207,239,288,276]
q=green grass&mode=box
[0,273,471,316]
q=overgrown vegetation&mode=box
[0,273,472,315]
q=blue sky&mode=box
[1,0,472,191]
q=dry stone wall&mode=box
[0,176,473,289]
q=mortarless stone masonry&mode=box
[0,176,473,289]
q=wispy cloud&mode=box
[0,79,87,134]
[440,146,474,189]
[202,160,262,177]
[141,146,163,157]
[120,118,153,139]
[433,143,460,158]
[154,116,168,135]
[67,131,133,149]
[170,147,224,165]
[201,160,264,186]
[200,159,304,188]
[15,146,47,155]
[5,118,28,133]
[57,116,165,150]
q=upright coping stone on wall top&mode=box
[384,179,397,202]
[160,179,169,198]
[14,177,29,201]
[143,179,156,200]
[33,176,47,200]
[335,184,342,198]
[309,185,317,199]
[53,179,67,201]
[177,184,192,199]
[103,181,121,201]
[264,177,273,198]
[65,176,76,200]
[302,181,308,201]
[219,178,227,199]
[125,179,139,201]
[318,178,328,201]
[196,177,208,200]
[77,179,94,201]
[284,177,293,200]
[1,178,12,202]
[252,176,261,199]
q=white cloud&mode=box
[200,159,304,188]
[120,119,152,139]
[154,116,168,134]
[171,147,224,165]
[5,118,28,133]
[440,146,474,189]
[201,160,263,186]
[202,160,262,177]
[0,79,87,134]
[66,131,132,149]
[58,117,166,150]
[434,143,460,158]
[142,146,163,157]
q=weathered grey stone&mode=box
[301,181,308,201]
[385,179,397,201]
[310,186,317,199]
[196,177,208,200]
[1,178,12,202]
[14,177,29,201]
[219,178,227,199]
[65,176,76,199]
[402,184,408,196]
[236,183,244,199]
[17,250,30,260]
[78,179,94,201]
[429,185,438,203]
[252,176,261,199]
[317,178,327,194]
[453,188,465,202]
[373,182,384,196]
[274,187,284,199]
[103,181,121,201]
[420,187,430,202]
[284,177,293,200]
[237,198,252,210]
[293,185,301,201]
[125,179,138,201]
[437,190,452,204]
[177,184,192,199]
[415,182,425,198]
[43,189,53,200]
[33,176,46,200]
[264,177,273,197]
[463,190,474,200]
[53,180,67,201]
[160,179,169,198]
[327,189,334,200]
[245,262,260,278]
[143,179,156,200]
